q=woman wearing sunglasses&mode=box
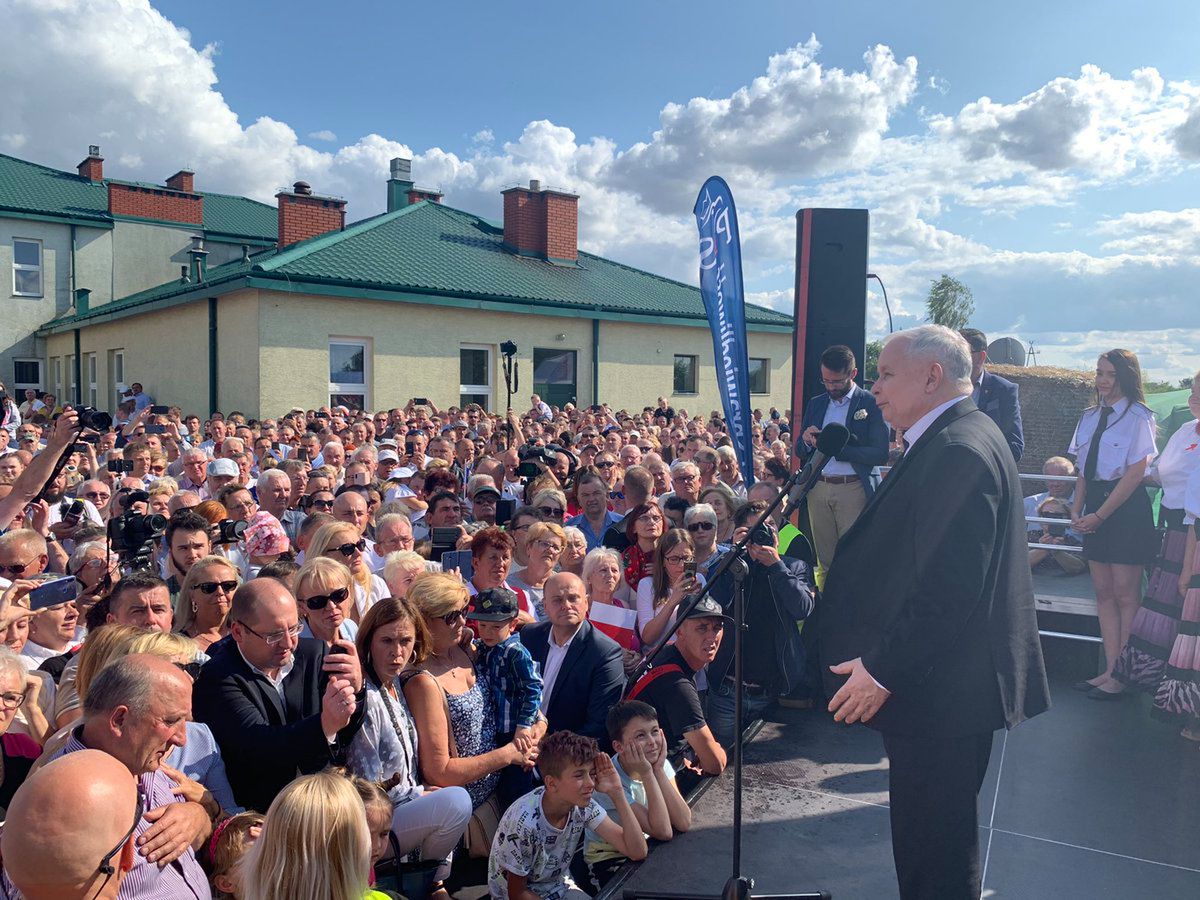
[507,522,565,620]
[308,522,389,623]
[295,557,359,644]
[174,556,239,653]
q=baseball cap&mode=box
[471,485,501,501]
[378,449,399,463]
[206,458,238,477]
[681,595,732,624]
[468,588,520,622]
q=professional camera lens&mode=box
[76,406,113,432]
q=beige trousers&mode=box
[809,477,868,580]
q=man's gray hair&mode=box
[670,458,700,475]
[715,445,737,462]
[693,447,719,467]
[376,512,411,531]
[885,324,973,393]
[183,447,208,462]
[82,655,157,717]
[257,468,290,490]
[684,502,718,526]
[68,540,108,575]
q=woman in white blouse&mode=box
[1068,350,1160,697]
[1112,374,1200,700]
[347,596,472,887]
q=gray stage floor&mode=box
[617,654,1200,899]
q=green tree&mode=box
[1181,375,1195,390]
[925,274,975,331]
[865,340,882,382]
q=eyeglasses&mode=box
[510,523,533,533]
[537,506,564,519]
[533,539,563,554]
[439,606,468,626]
[637,514,664,525]
[98,790,145,877]
[173,660,203,680]
[821,375,853,387]
[84,490,111,501]
[303,586,350,610]
[0,558,36,576]
[687,521,716,532]
[195,580,238,595]
[665,554,695,564]
[674,473,698,483]
[333,539,367,557]
[239,621,304,646]
[0,690,27,711]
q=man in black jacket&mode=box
[706,501,814,746]
[518,572,625,749]
[821,325,1049,900]
[192,578,366,813]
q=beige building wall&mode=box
[216,291,261,415]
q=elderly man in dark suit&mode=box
[821,325,1049,900]
[192,578,366,813]
[798,344,890,581]
[961,328,1024,462]
[518,572,625,749]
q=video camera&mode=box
[213,518,248,545]
[76,406,112,432]
[108,510,167,571]
[516,443,557,478]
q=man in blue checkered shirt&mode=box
[468,587,546,750]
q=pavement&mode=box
[616,646,1200,899]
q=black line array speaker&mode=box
[790,208,870,421]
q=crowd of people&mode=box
[0,328,1194,900]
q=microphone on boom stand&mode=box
[780,423,853,522]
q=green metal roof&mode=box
[0,152,277,239]
[40,199,795,332]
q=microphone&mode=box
[781,423,851,521]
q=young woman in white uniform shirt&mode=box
[1068,350,1159,696]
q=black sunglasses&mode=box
[440,606,468,626]
[334,539,367,556]
[196,580,238,595]
[595,461,615,468]
[537,506,565,519]
[98,790,145,877]
[303,586,351,610]
[0,558,36,576]
[308,498,335,510]
[687,521,716,532]
[173,660,204,680]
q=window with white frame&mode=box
[12,360,42,392]
[52,357,62,401]
[459,344,493,411]
[109,349,124,411]
[329,339,370,411]
[12,239,42,297]
[66,354,76,404]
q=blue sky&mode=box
[4,0,1199,378]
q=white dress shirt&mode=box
[1149,419,1200,511]
[820,386,859,476]
[539,624,581,712]
[903,395,969,454]
[237,644,294,703]
[1068,398,1157,482]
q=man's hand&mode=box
[802,425,821,448]
[828,657,891,724]
[593,752,623,799]
[320,676,357,738]
[323,640,363,692]
[25,499,50,537]
[513,726,536,753]
[747,540,781,567]
[48,410,80,450]
[139,800,211,866]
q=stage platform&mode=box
[613,655,1200,899]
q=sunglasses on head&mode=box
[303,586,351,610]
[335,539,367,556]
[196,580,238,595]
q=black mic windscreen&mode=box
[815,422,851,456]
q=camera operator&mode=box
[704,500,815,747]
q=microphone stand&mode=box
[627,439,838,900]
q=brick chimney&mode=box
[166,169,194,193]
[275,181,347,247]
[501,180,578,264]
[408,188,444,205]
[77,145,104,181]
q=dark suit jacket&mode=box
[977,370,1024,462]
[819,398,1049,737]
[518,619,625,749]
[800,386,890,498]
[193,636,367,813]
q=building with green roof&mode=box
[1,146,277,404]
[20,153,796,418]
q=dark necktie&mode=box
[1083,406,1112,481]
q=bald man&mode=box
[192,578,366,812]
[47,654,212,896]
[1,750,138,899]
[517,572,625,749]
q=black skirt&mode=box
[1082,479,1159,566]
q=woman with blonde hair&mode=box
[529,487,567,525]
[57,623,144,728]
[382,550,426,600]
[294,556,359,643]
[175,555,239,652]
[308,521,389,622]
[507,521,565,619]
[240,771,380,900]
